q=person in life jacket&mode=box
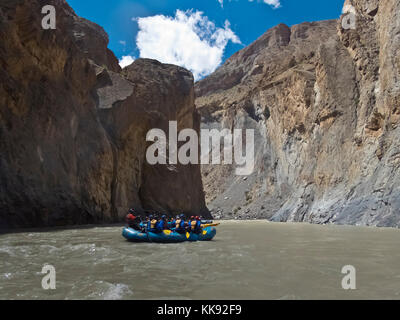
[147,215,158,233]
[171,216,179,229]
[186,216,195,232]
[189,216,197,233]
[126,209,141,231]
[193,216,202,234]
[168,217,178,230]
[175,214,186,234]
[155,215,167,233]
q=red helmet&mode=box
[195,216,200,220]
[127,214,135,220]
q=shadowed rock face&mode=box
[196,0,400,227]
[0,0,209,228]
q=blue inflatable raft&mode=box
[122,227,217,243]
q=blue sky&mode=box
[68,0,345,79]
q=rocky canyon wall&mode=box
[196,0,400,227]
[0,0,209,228]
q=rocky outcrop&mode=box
[0,0,208,228]
[95,59,208,220]
[196,0,400,227]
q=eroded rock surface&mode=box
[0,0,208,228]
[196,0,400,227]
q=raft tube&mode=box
[122,227,217,243]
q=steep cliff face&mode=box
[95,59,208,219]
[196,0,400,227]
[0,0,208,228]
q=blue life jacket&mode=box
[195,220,201,232]
[176,219,186,233]
[155,220,166,232]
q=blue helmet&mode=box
[161,215,166,220]
[149,215,153,219]
[180,214,185,219]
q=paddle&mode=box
[201,223,220,228]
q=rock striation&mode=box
[196,0,400,227]
[0,0,209,228]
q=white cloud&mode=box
[119,55,135,68]
[219,0,281,9]
[135,10,241,80]
[262,0,281,8]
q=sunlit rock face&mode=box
[0,0,209,228]
[196,0,400,227]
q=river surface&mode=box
[0,220,399,300]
